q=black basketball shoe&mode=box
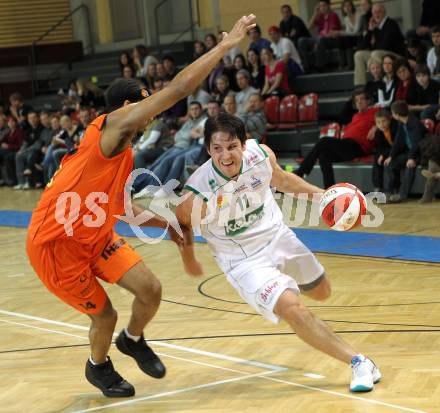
[85,357,135,397]
[116,330,166,379]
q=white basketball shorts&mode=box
[217,225,324,324]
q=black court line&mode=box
[2,328,440,355]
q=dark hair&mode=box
[394,58,412,74]
[207,99,221,106]
[233,54,247,68]
[261,47,275,56]
[189,101,202,109]
[162,55,175,64]
[248,24,262,36]
[375,108,391,119]
[382,54,396,65]
[391,100,409,117]
[205,33,217,46]
[281,4,292,12]
[352,88,371,102]
[9,92,23,102]
[204,113,247,147]
[319,0,330,4]
[432,26,440,34]
[104,78,148,113]
[414,63,430,77]
[341,0,356,16]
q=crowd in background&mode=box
[1,0,440,202]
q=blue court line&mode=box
[1,210,439,263]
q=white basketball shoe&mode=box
[350,355,382,392]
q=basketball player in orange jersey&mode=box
[26,15,257,397]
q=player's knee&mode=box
[93,305,118,328]
[310,282,331,301]
[276,298,310,326]
[137,276,162,305]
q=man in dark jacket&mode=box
[384,100,426,202]
[354,3,404,86]
[407,0,440,43]
[279,4,310,46]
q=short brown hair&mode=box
[391,100,409,117]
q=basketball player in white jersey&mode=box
[175,113,381,392]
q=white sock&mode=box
[89,356,108,365]
[125,327,141,342]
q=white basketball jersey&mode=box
[184,139,284,261]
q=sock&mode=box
[125,327,141,342]
[351,354,366,365]
[89,356,108,365]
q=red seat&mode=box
[352,155,374,163]
[278,95,298,129]
[298,93,318,123]
[421,118,435,134]
[319,122,341,139]
[264,96,280,129]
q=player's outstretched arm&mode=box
[100,14,256,157]
[261,144,324,198]
[175,192,207,277]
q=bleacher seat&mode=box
[264,95,280,130]
[298,93,318,123]
[278,94,298,129]
[319,122,341,139]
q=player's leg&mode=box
[93,233,165,378]
[299,273,331,301]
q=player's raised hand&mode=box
[220,14,256,49]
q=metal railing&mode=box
[154,0,199,56]
[30,4,94,96]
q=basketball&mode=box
[319,183,367,231]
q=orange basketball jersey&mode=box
[28,115,134,246]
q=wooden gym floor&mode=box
[0,187,439,413]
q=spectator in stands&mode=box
[144,63,157,91]
[233,54,247,72]
[207,61,225,93]
[187,83,211,109]
[298,0,342,72]
[132,44,158,78]
[372,109,398,192]
[156,63,166,79]
[183,100,221,177]
[384,100,426,203]
[394,60,417,103]
[132,101,207,195]
[76,78,105,108]
[0,116,24,186]
[295,89,378,188]
[134,119,173,169]
[193,41,206,61]
[261,47,290,97]
[240,93,267,141]
[246,48,265,91]
[162,55,179,80]
[8,92,32,127]
[122,65,136,80]
[118,52,135,76]
[376,54,397,108]
[227,54,247,91]
[355,3,405,86]
[14,111,43,189]
[223,95,238,117]
[235,70,258,114]
[58,79,79,112]
[182,100,222,181]
[332,0,362,70]
[407,0,440,43]
[426,26,440,82]
[41,116,65,182]
[408,64,440,117]
[419,130,440,203]
[159,79,188,128]
[358,0,372,37]
[268,26,303,78]
[204,33,217,51]
[279,4,310,46]
[248,25,271,54]
[212,75,235,104]
[405,37,427,70]
[77,109,91,140]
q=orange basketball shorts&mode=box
[26,231,142,314]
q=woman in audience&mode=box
[118,52,135,76]
[405,37,427,70]
[233,54,247,72]
[334,0,362,70]
[261,47,290,97]
[247,48,265,91]
[377,54,397,107]
[394,59,417,102]
[122,65,135,80]
[0,116,25,186]
[145,63,157,91]
[156,63,166,79]
[204,34,217,51]
[193,41,206,61]
[211,75,235,104]
[132,44,158,78]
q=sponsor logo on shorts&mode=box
[101,238,126,261]
[257,280,280,305]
